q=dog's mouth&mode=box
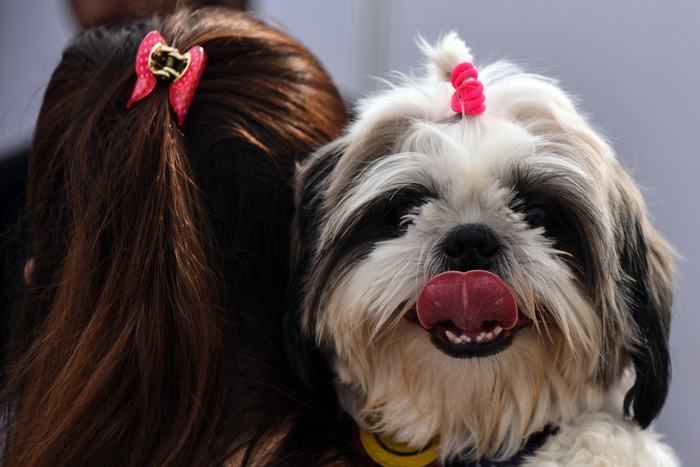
[406,270,531,358]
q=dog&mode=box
[291,32,678,466]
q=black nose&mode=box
[443,225,500,271]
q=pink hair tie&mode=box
[126,31,207,126]
[450,62,485,115]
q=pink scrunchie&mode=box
[450,62,486,115]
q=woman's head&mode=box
[27,8,346,286]
[4,7,346,466]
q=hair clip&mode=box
[450,62,485,115]
[126,31,207,126]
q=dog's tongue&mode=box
[417,270,517,332]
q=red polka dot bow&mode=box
[450,62,485,115]
[126,31,207,126]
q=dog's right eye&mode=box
[383,191,431,237]
[341,188,433,246]
[388,200,420,227]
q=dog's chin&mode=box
[404,310,533,359]
[333,318,594,461]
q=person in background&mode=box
[1,7,350,466]
[69,0,247,29]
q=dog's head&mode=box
[292,33,674,461]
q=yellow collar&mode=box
[355,424,440,467]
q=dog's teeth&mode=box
[493,326,503,336]
[445,330,463,344]
[463,336,471,343]
[486,332,493,340]
[476,334,484,342]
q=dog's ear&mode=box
[292,144,343,259]
[617,186,674,428]
[501,77,675,428]
[285,143,344,391]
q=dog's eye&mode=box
[524,204,549,228]
[347,187,433,245]
[522,202,567,238]
[384,192,430,237]
[389,201,420,227]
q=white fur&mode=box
[523,413,679,466]
[297,32,677,465]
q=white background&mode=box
[2,1,698,463]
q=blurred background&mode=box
[2,0,698,463]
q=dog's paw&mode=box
[522,412,679,467]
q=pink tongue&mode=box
[417,270,517,332]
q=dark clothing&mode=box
[0,148,29,370]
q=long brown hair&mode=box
[2,8,347,466]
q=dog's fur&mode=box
[291,33,678,465]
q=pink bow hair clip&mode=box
[126,31,207,126]
[450,62,485,115]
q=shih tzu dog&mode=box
[291,33,678,466]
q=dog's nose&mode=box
[443,225,500,271]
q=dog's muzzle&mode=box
[406,270,528,358]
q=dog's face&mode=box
[292,33,674,461]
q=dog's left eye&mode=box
[524,204,549,228]
[522,202,569,239]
